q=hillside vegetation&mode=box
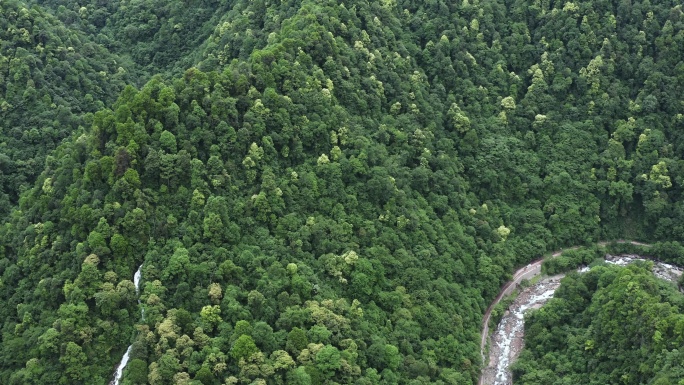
[28,0,235,74]
[0,0,683,384]
[0,0,137,212]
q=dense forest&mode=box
[0,0,137,213]
[0,0,683,384]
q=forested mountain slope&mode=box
[0,0,136,213]
[29,0,243,75]
[0,0,683,384]
[199,0,684,245]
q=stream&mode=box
[110,264,143,385]
[481,254,684,385]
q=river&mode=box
[480,250,683,385]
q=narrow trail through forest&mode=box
[477,240,653,385]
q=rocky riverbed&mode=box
[605,254,683,283]
[481,277,562,385]
[481,254,683,385]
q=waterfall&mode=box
[133,265,142,295]
[134,265,145,320]
[111,346,132,385]
[110,264,143,385]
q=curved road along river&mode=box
[478,240,655,385]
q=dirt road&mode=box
[479,259,542,363]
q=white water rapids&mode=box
[491,282,562,385]
[110,264,143,385]
[483,255,684,385]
